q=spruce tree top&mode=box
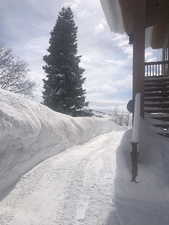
[48,7,78,58]
[43,7,88,116]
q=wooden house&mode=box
[100,0,169,181]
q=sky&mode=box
[0,0,159,112]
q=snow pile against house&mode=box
[0,89,122,199]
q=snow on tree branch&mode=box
[0,48,35,97]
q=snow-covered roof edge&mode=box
[100,0,124,33]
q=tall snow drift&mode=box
[0,89,121,199]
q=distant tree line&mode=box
[111,108,129,126]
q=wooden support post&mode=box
[132,0,146,117]
[167,40,169,76]
[131,142,139,182]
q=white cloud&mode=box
[1,0,133,111]
[95,23,105,33]
[63,0,81,10]
[145,47,162,62]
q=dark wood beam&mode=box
[133,0,146,117]
[146,0,169,27]
[119,0,169,32]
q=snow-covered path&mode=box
[1,124,169,225]
[1,90,169,225]
[0,130,125,225]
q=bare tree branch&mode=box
[0,48,35,97]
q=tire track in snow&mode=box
[0,130,125,225]
[61,131,124,225]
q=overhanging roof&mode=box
[100,0,124,33]
[100,0,169,48]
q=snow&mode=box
[0,130,125,225]
[100,0,124,33]
[108,119,169,225]
[0,89,121,201]
[0,89,169,225]
[100,0,153,48]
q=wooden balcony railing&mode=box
[145,61,169,77]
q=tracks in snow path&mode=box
[0,130,124,225]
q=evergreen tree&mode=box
[43,7,88,116]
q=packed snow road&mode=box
[0,129,125,225]
[1,90,169,225]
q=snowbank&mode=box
[2,89,169,225]
[106,119,169,225]
[0,89,121,199]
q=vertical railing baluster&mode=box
[145,64,147,76]
[160,63,162,76]
[147,64,149,76]
[145,61,169,77]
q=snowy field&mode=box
[0,90,169,225]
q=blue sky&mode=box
[0,0,159,112]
